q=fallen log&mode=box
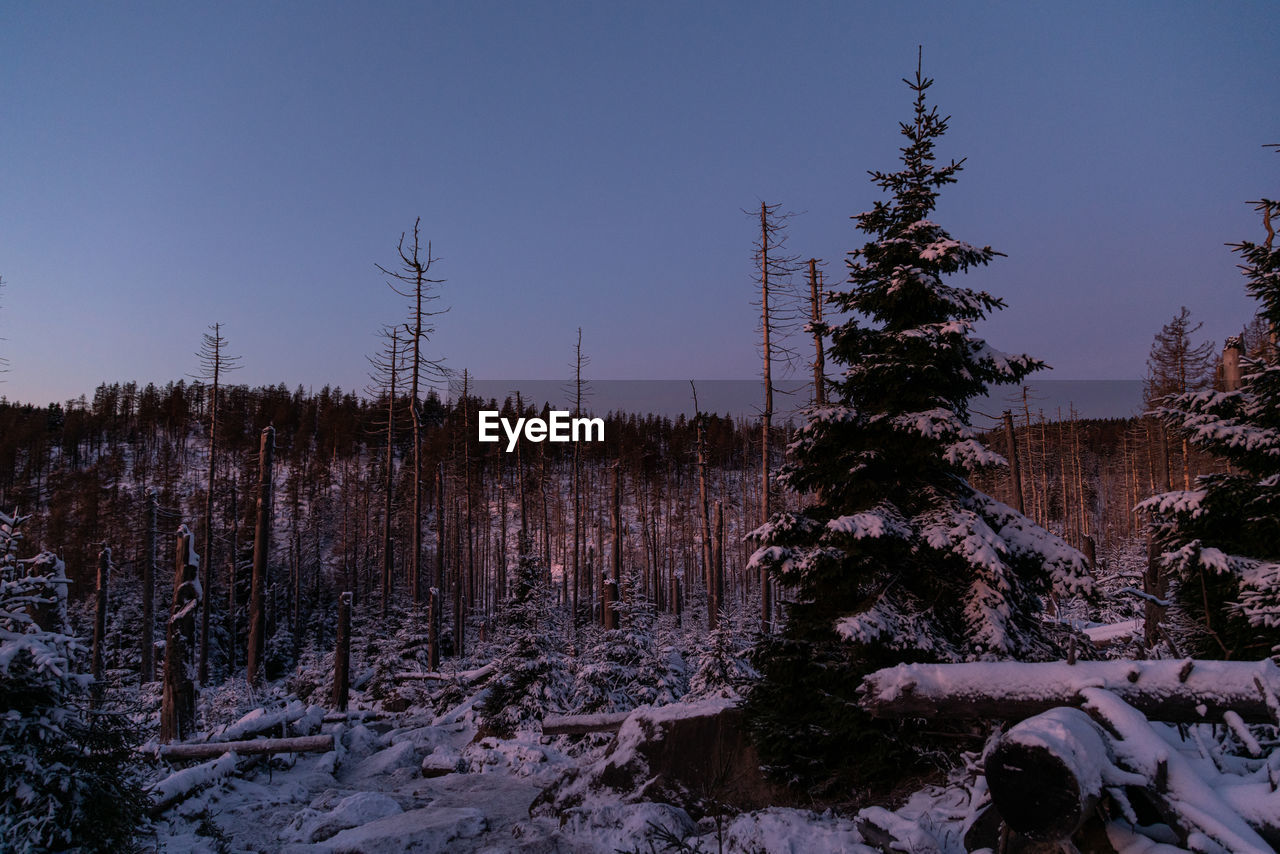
[860,659,1280,724]
[394,661,496,685]
[321,710,387,723]
[984,707,1110,842]
[149,752,240,815]
[541,711,631,736]
[153,733,333,761]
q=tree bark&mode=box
[1004,410,1024,515]
[332,591,351,711]
[161,527,201,742]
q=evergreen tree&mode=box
[480,531,571,737]
[0,511,148,852]
[573,574,687,715]
[1144,152,1280,662]
[743,62,1092,795]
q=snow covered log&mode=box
[541,711,631,736]
[860,659,1280,724]
[154,734,333,761]
[984,707,1110,841]
[148,752,239,814]
[394,661,496,685]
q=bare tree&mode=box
[192,323,240,684]
[378,218,447,605]
[367,327,405,619]
[751,201,800,632]
[246,427,274,685]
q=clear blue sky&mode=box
[1,1,1276,407]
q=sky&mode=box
[1,1,1277,409]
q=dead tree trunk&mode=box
[142,488,157,682]
[605,462,622,631]
[429,463,444,670]
[713,500,725,624]
[808,258,826,406]
[759,202,776,634]
[1004,410,1024,515]
[161,526,201,742]
[859,659,1280,724]
[332,591,351,711]
[92,546,111,702]
[692,385,714,629]
[246,426,274,685]
[381,331,399,620]
[984,707,1108,842]
[1143,532,1168,650]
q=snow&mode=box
[281,791,403,844]
[861,658,1280,721]
[284,806,486,853]
[1084,618,1145,645]
[150,752,238,810]
[723,807,875,854]
[1082,687,1274,854]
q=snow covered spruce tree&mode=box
[1143,156,1280,662]
[480,531,571,737]
[0,511,148,852]
[744,63,1092,794]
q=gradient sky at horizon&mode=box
[1,1,1277,407]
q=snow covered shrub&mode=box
[573,578,686,714]
[1144,165,1280,662]
[688,602,758,698]
[480,532,573,736]
[0,512,149,852]
[744,66,1091,796]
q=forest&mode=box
[2,67,1279,854]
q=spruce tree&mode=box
[1144,151,1280,662]
[744,61,1092,795]
[480,531,571,737]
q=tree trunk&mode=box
[142,489,157,682]
[984,707,1108,842]
[808,258,826,406]
[247,426,274,685]
[860,659,1280,724]
[332,590,351,711]
[760,202,774,634]
[92,547,111,702]
[1004,410,1024,515]
[161,526,201,742]
[430,463,444,670]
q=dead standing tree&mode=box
[377,218,447,607]
[161,525,201,742]
[246,426,274,685]
[192,323,240,684]
[752,201,800,633]
[367,327,405,620]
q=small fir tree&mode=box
[1143,152,1280,662]
[573,576,686,715]
[480,531,571,736]
[744,62,1092,794]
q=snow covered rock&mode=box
[343,739,421,783]
[533,697,785,820]
[281,791,403,843]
